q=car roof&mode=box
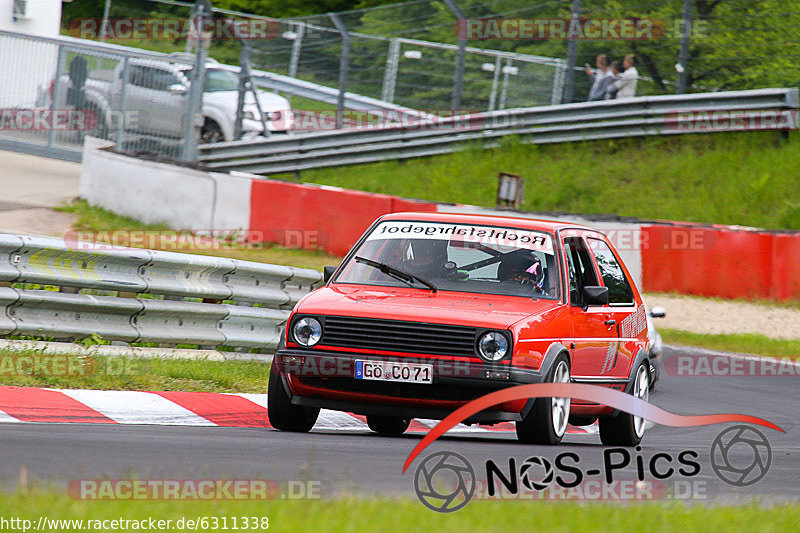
[380,211,598,233]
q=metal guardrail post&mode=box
[100,0,112,42]
[488,56,502,112]
[552,60,568,106]
[288,22,304,79]
[328,13,350,129]
[381,39,400,104]
[677,0,694,94]
[115,56,129,146]
[234,39,250,141]
[498,58,511,111]
[47,45,64,150]
[562,0,582,103]
[182,1,209,163]
[443,0,466,112]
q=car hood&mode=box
[203,90,290,112]
[295,284,560,330]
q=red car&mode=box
[268,212,651,446]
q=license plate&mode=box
[354,360,433,384]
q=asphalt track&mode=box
[1,346,797,502]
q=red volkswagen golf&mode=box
[268,212,651,445]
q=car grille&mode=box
[319,316,477,357]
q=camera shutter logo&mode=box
[413,451,476,513]
[710,425,772,487]
[519,456,554,491]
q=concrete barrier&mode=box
[79,140,800,301]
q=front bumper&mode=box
[273,348,544,423]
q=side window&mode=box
[127,66,146,87]
[588,238,634,305]
[128,66,178,91]
[563,237,599,306]
[151,68,179,91]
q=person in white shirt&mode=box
[585,54,611,101]
[614,54,639,99]
[605,61,623,99]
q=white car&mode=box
[48,54,292,143]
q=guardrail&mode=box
[198,88,800,175]
[0,234,322,358]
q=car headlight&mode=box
[477,332,509,362]
[293,317,322,347]
[243,111,256,121]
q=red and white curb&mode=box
[0,386,597,435]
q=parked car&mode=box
[46,54,292,142]
[268,212,653,446]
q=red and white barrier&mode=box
[0,386,596,434]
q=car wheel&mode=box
[599,360,650,446]
[267,364,319,432]
[85,105,109,140]
[516,353,571,445]
[366,415,410,436]
[200,119,224,144]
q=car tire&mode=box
[267,365,319,433]
[200,119,224,144]
[83,105,109,140]
[516,353,571,445]
[366,415,410,436]
[599,360,650,446]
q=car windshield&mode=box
[335,220,560,299]
[180,68,239,92]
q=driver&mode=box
[497,250,546,294]
[403,239,448,278]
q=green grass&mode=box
[0,351,268,393]
[286,131,800,231]
[57,199,340,271]
[0,491,798,532]
[660,329,800,358]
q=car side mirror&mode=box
[323,265,338,283]
[169,84,187,95]
[583,286,609,306]
[649,306,666,318]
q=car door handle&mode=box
[604,319,616,326]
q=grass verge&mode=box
[287,131,800,231]
[0,491,798,532]
[56,200,340,271]
[660,329,800,358]
[0,351,268,393]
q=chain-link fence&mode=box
[0,30,201,162]
[245,17,565,114]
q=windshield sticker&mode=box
[368,221,554,252]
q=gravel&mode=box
[644,293,800,340]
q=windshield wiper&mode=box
[355,256,437,292]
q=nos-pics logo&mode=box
[412,425,773,513]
